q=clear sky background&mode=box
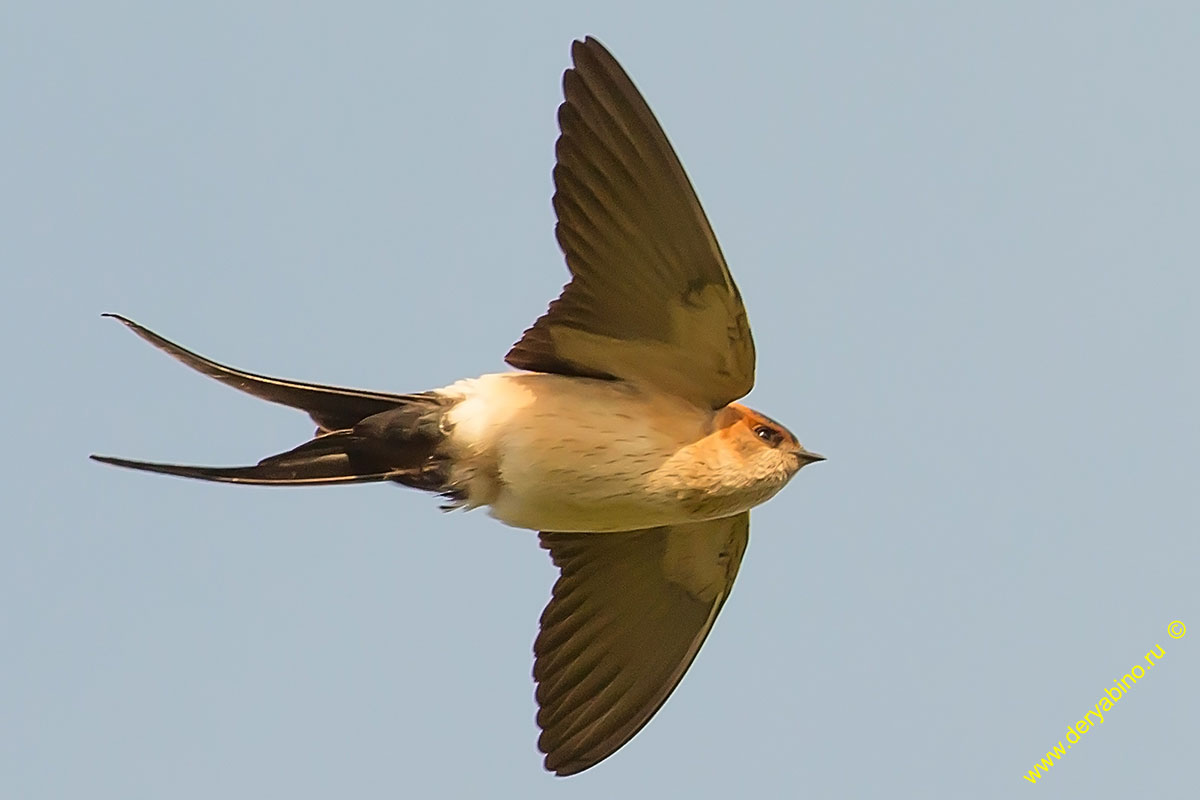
[4,2,1197,798]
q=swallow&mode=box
[92,36,824,775]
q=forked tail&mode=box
[91,315,458,496]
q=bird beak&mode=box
[796,448,825,465]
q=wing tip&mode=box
[574,35,608,54]
[544,758,587,778]
[570,36,620,83]
[540,738,596,777]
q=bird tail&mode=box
[90,315,460,497]
[90,429,442,487]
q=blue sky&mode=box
[4,2,1197,797]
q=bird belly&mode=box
[486,425,797,532]
[442,372,745,532]
[488,444,699,533]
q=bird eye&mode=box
[753,425,783,447]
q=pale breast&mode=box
[442,372,722,532]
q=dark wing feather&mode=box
[534,513,750,775]
[507,38,755,409]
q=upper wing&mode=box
[506,37,755,410]
[534,513,750,775]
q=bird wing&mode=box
[506,37,755,410]
[534,512,750,775]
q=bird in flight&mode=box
[93,36,824,775]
